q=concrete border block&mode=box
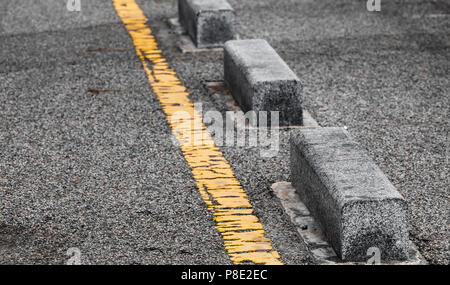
[178,0,235,48]
[290,127,409,261]
[271,182,426,264]
[224,39,303,126]
[206,81,318,129]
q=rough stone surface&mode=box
[178,0,235,48]
[224,39,303,126]
[290,127,409,261]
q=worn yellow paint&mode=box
[113,0,283,265]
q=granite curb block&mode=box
[224,39,303,126]
[178,0,235,48]
[290,127,409,261]
[271,182,426,265]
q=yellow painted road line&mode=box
[113,0,283,265]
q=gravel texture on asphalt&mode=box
[0,0,448,264]
[0,0,312,264]
[218,0,449,264]
[139,0,449,264]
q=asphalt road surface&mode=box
[0,0,448,264]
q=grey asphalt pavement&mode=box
[0,0,448,264]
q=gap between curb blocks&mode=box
[113,0,283,265]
